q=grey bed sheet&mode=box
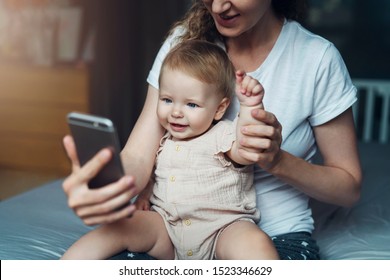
[311,142,390,259]
[1,143,389,260]
[0,179,93,259]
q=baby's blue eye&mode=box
[162,98,172,104]
[187,103,198,108]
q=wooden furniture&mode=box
[0,63,89,176]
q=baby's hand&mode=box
[134,196,151,211]
[235,70,264,107]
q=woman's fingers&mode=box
[246,110,282,141]
[67,176,138,225]
[65,175,134,207]
[239,108,283,170]
[82,203,137,226]
[251,109,282,136]
[61,135,139,226]
[239,134,272,151]
[62,148,112,193]
[63,135,80,171]
[78,148,113,184]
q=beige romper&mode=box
[150,119,260,260]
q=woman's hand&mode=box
[238,108,283,171]
[62,135,137,226]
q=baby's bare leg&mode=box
[61,210,173,260]
[215,221,279,260]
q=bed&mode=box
[1,80,389,260]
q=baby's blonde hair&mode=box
[159,40,235,99]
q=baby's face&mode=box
[157,68,223,141]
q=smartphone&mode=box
[67,112,125,189]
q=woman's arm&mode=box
[120,85,165,193]
[286,108,361,206]
[62,85,164,225]
[239,107,362,207]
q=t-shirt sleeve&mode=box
[309,43,357,126]
[146,28,184,90]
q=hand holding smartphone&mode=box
[67,112,125,189]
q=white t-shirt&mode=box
[147,20,357,237]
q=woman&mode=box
[62,0,362,259]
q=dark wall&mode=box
[86,1,190,146]
[304,0,390,80]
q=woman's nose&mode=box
[211,0,231,13]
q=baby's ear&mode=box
[214,97,230,121]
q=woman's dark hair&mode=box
[272,0,308,22]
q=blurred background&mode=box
[0,0,388,199]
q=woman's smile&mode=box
[215,13,240,27]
